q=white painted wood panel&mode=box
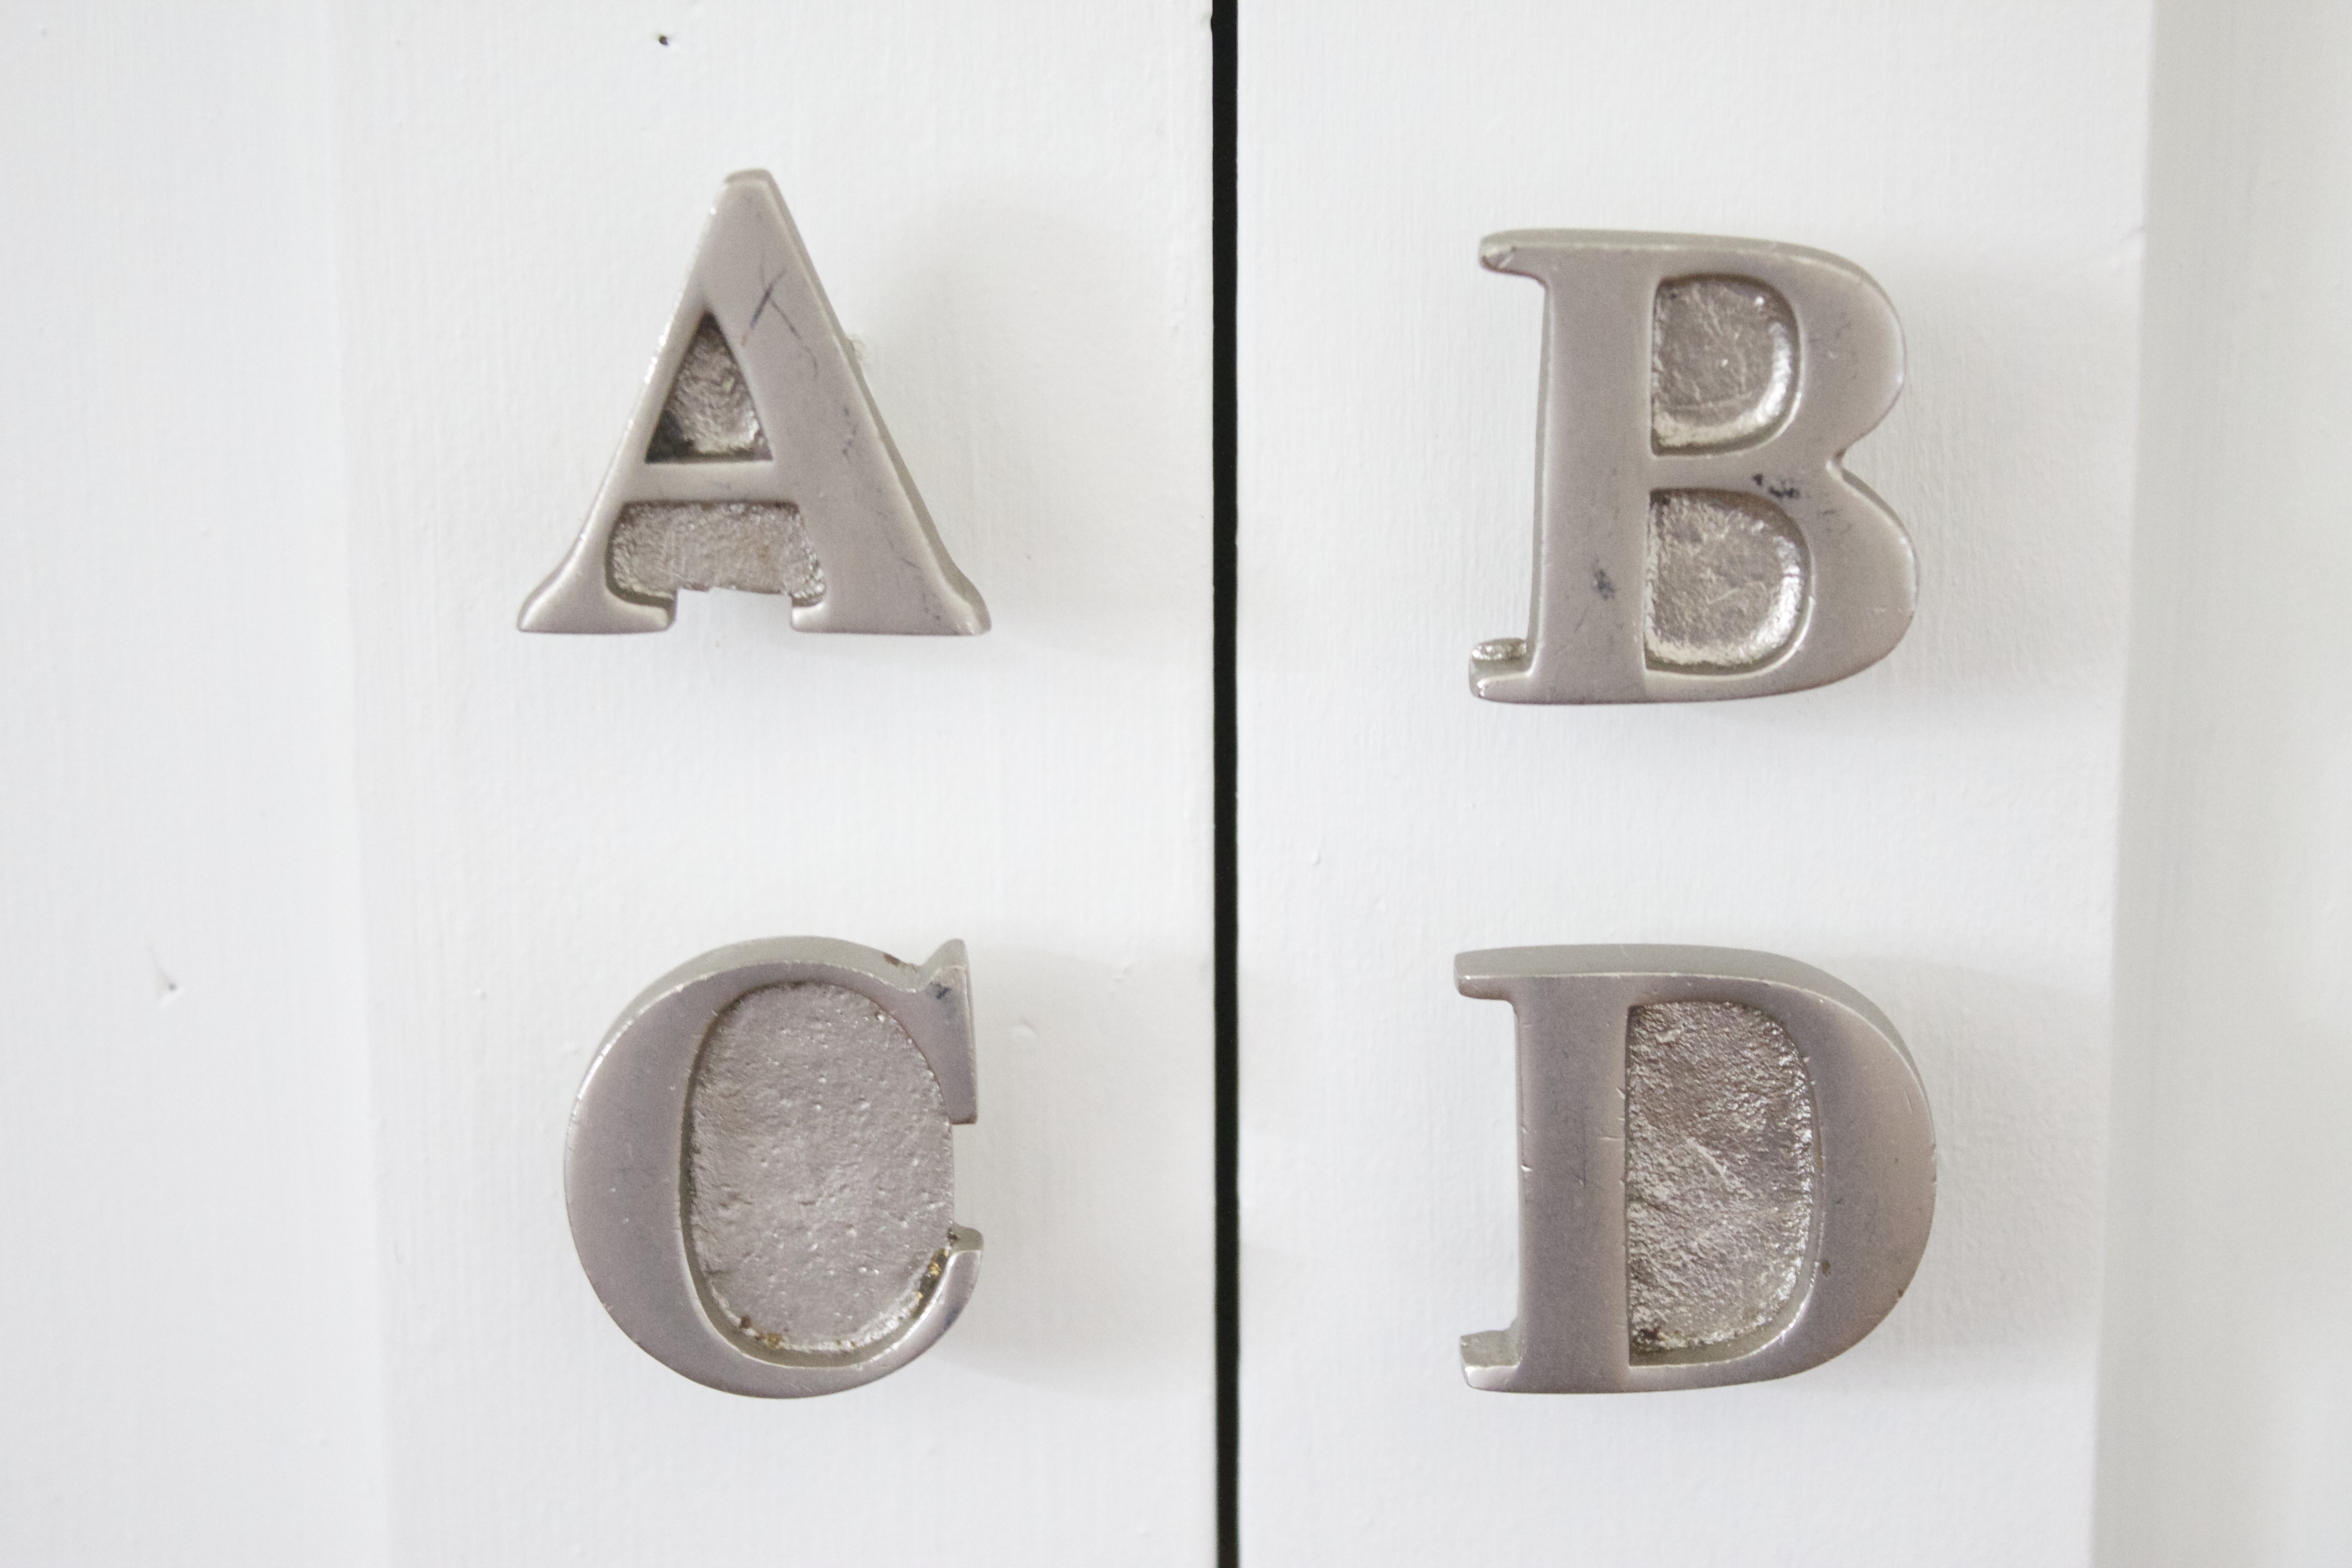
[2098,2,2352,1561]
[324,3,1214,1561]
[0,4,386,1561]
[1239,3,2149,1561]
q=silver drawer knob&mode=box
[566,938,981,1397]
[522,172,988,639]
[1472,232,1912,704]
[1457,944,1934,1391]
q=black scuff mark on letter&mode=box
[744,264,790,342]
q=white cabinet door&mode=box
[1,3,1214,1563]
[0,7,381,1559]
[2098,2,2352,1561]
[1239,2,2151,1561]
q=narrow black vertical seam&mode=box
[1211,1,1240,1565]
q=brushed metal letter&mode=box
[1472,233,1910,703]
[566,938,981,1397]
[521,172,988,637]
[1457,945,1934,1392]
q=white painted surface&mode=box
[2097,2,2352,1561]
[0,4,386,1562]
[2,2,1211,1562]
[1239,2,2150,1561]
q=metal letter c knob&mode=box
[565,937,981,1397]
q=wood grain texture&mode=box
[1239,2,2150,1561]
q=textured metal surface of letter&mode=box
[1458,945,1934,1392]
[567,938,981,1397]
[520,172,988,637]
[1472,232,1910,703]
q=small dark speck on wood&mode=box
[1593,567,1616,600]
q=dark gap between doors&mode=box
[1212,1,1239,1564]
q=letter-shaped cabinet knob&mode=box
[567,938,981,1396]
[521,172,988,638]
[1458,945,1934,1391]
[1472,233,1911,703]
